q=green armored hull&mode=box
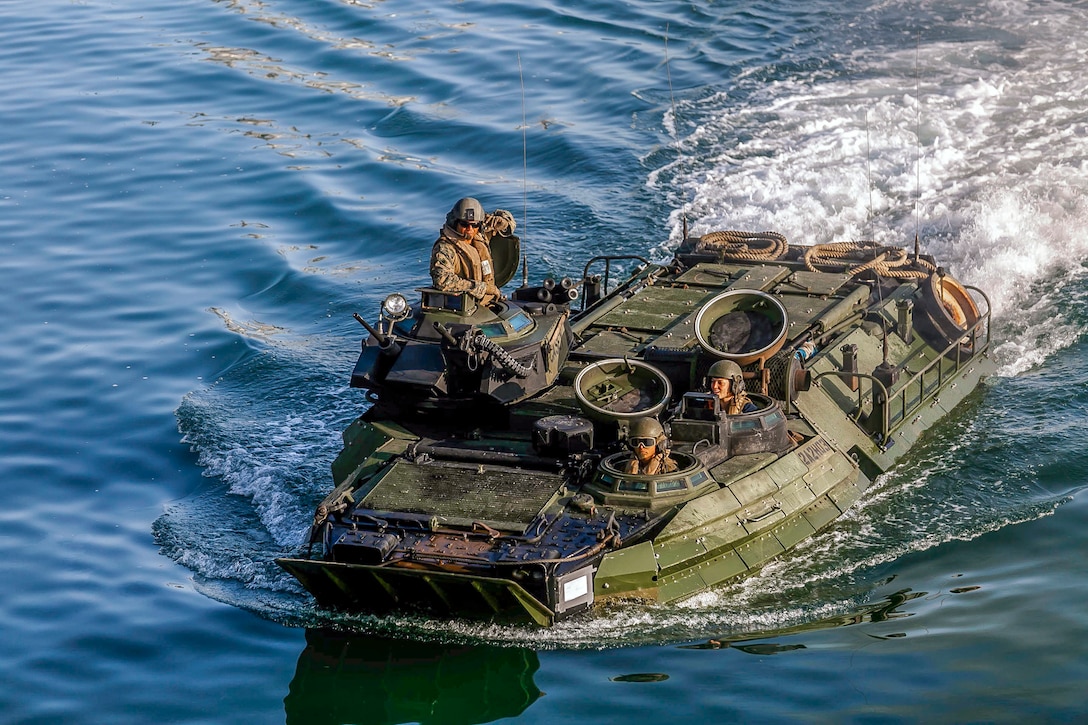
[278,232,994,626]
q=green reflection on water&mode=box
[286,629,542,725]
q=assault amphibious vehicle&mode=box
[277,230,993,626]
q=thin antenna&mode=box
[518,53,528,243]
[865,109,874,231]
[913,35,921,262]
[664,24,688,239]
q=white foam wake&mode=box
[656,4,1088,376]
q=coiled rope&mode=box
[695,230,938,280]
[802,240,935,279]
[694,230,789,262]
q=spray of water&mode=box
[654,19,1088,376]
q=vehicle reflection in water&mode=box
[285,629,542,725]
[679,588,928,654]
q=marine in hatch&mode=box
[706,359,759,415]
[429,197,516,306]
[622,417,678,475]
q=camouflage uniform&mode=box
[429,206,515,303]
[429,224,496,301]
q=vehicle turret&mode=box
[350,287,574,417]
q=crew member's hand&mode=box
[484,282,503,303]
[486,210,516,236]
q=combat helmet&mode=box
[447,197,484,226]
[628,417,667,447]
[707,359,745,393]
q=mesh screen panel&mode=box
[362,459,564,526]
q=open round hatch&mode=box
[573,358,672,423]
[694,289,789,364]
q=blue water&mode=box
[4,0,1088,721]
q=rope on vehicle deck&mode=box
[803,240,936,279]
[694,230,789,261]
[695,231,938,280]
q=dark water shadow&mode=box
[284,629,542,725]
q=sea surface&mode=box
[3,0,1088,722]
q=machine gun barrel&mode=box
[353,313,401,355]
[352,312,388,344]
[432,321,460,346]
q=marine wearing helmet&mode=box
[622,417,678,476]
[429,197,516,306]
[706,359,758,415]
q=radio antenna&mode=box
[518,52,528,242]
[913,35,921,262]
[865,110,874,231]
[664,24,688,240]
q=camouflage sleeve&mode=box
[430,242,487,299]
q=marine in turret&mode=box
[429,197,516,306]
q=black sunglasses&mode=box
[457,219,481,230]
